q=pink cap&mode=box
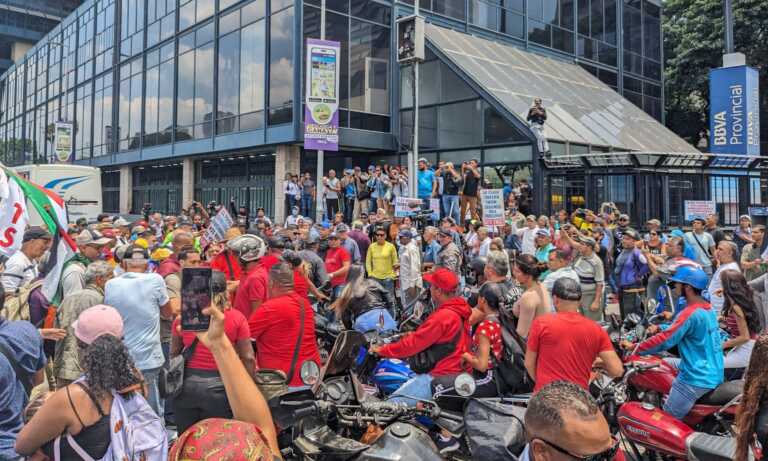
[72,304,124,345]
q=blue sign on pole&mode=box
[709,65,760,155]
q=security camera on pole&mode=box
[397,13,425,198]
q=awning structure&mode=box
[542,151,760,170]
[425,24,698,154]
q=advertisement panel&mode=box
[54,122,74,163]
[304,39,340,151]
[709,65,760,155]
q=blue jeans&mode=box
[389,373,434,407]
[141,366,164,417]
[442,195,460,224]
[664,377,712,420]
[301,194,314,217]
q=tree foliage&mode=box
[663,0,768,152]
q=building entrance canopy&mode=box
[425,24,696,154]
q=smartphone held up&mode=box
[181,267,213,331]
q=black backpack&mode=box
[486,313,533,394]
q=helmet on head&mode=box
[470,256,488,276]
[226,234,266,262]
[669,265,708,291]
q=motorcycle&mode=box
[595,368,755,460]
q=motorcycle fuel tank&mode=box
[355,422,444,461]
[625,355,677,395]
[617,401,694,458]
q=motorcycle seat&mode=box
[697,380,743,406]
[686,432,752,461]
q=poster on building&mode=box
[200,208,234,248]
[709,65,760,155]
[481,189,505,226]
[304,39,340,151]
[749,207,768,217]
[684,200,716,222]
[54,122,74,163]
[394,196,425,218]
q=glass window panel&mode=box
[484,103,525,143]
[158,60,174,140]
[349,19,389,115]
[590,0,603,40]
[418,60,441,106]
[529,0,544,20]
[560,0,574,29]
[272,0,295,11]
[240,20,266,119]
[440,149,481,165]
[268,7,294,123]
[194,42,214,130]
[220,10,240,35]
[577,0,589,35]
[433,0,466,20]
[528,20,551,47]
[501,11,525,37]
[643,15,660,61]
[441,62,475,102]
[351,0,391,24]
[470,0,500,31]
[177,51,195,127]
[197,0,215,21]
[438,100,482,148]
[218,31,240,133]
[552,26,574,53]
[603,0,616,44]
[484,145,531,163]
[543,0,558,24]
[242,0,266,23]
[323,11,349,107]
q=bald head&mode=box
[172,230,194,252]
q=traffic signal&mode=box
[397,15,425,63]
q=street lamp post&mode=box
[724,0,734,54]
[314,0,327,224]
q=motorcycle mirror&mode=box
[624,313,641,328]
[646,299,659,313]
[454,373,476,397]
[300,360,321,386]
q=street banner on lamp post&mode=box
[53,122,74,163]
[305,39,340,151]
[709,65,760,155]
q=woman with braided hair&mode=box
[734,333,768,461]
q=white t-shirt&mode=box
[2,251,38,293]
[708,261,740,314]
[325,177,340,199]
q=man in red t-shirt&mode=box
[526,278,623,392]
[324,232,351,298]
[229,235,269,318]
[250,261,321,387]
[210,227,245,282]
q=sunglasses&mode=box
[650,232,658,236]
[534,436,619,461]
[376,233,386,237]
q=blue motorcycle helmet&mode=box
[668,265,708,291]
[372,359,414,395]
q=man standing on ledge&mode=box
[527,98,549,154]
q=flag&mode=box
[0,169,29,259]
[4,168,77,301]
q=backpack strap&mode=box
[286,298,306,384]
[64,433,97,461]
[0,340,32,396]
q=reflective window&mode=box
[176,23,215,140]
[118,58,143,150]
[75,83,93,160]
[348,20,389,115]
[77,7,95,83]
[93,73,114,156]
[95,0,115,75]
[179,0,215,31]
[62,23,77,91]
[268,6,294,125]
[145,43,175,146]
[217,0,267,134]
[121,0,145,59]
[484,103,526,144]
[438,100,482,148]
[147,0,177,47]
[48,33,63,100]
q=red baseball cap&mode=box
[423,268,459,291]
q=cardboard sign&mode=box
[200,208,234,247]
[684,200,716,222]
[481,189,505,226]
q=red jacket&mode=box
[378,297,471,376]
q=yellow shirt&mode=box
[366,241,398,280]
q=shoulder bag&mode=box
[254,299,306,401]
[158,338,199,399]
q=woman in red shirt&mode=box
[171,271,255,434]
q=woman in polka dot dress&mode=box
[461,282,506,397]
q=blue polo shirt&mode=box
[0,318,46,460]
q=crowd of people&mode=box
[1,164,768,460]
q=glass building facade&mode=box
[0,0,700,219]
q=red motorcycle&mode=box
[601,312,742,434]
[595,362,755,461]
